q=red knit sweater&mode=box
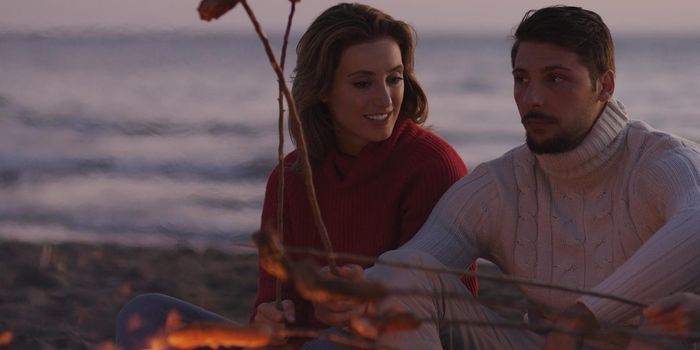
[254,119,477,331]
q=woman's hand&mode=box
[312,264,369,328]
[252,299,295,346]
[254,299,296,325]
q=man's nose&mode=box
[521,83,544,109]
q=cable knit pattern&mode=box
[405,99,700,329]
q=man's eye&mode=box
[550,75,565,83]
[513,76,528,84]
[353,81,370,88]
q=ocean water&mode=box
[1,31,699,248]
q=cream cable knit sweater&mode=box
[404,99,700,325]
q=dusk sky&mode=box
[2,1,700,35]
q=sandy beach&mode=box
[0,240,521,349]
[0,240,259,349]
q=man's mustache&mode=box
[521,111,558,124]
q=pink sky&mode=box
[2,1,700,35]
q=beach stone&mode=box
[50,335,89,349]
[0,289,29,303]
[142,278,180,294]
[13,265,62,289]
[8,337,54,350]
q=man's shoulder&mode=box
[627,120,700,155]
[624,121,700,179]
[462,144,532,187]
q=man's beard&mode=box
[526,133,583,154]
[522,111,586,154]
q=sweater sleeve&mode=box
[402,164,501,270]
[398,148,479,295]
[397,150,467,245]
[578,146,700,324]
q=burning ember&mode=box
[0,332,13,347]
[166,323,277,349]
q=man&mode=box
[310,5,700,350]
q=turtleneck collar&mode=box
[321,119,414,188]
[535,99,629,179]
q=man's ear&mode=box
[597,69,615,102]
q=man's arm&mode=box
[401,164,501,269]
[311,164,502,327]
[579,146,700,324]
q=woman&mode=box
[115,3,477,349]
[252,2,478,342]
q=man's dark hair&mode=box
[511,6,615,83]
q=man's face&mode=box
[512,42,610,154]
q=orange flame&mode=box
[0,332,13,347]
[166,323,275,349]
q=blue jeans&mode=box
[115,293,238,350]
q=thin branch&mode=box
[281,246,647,308]
[274,0,296,311]
[239,0,337,273]
[279,1,295,71]
[420,317,700,343]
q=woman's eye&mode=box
[353,81,370,88]
[388,76,404,85]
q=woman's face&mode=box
[323,38,404,155]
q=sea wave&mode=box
[0,154,275,184]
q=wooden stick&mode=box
[274,0,296,311]
[419,317,700,343]
[281,246,647,308]
[239,0,337,274]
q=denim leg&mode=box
[115,293,235,350]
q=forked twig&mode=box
[421,317,700,343]
[281,246,647,308]
[234,241,647,308]
[239,0,337,273]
